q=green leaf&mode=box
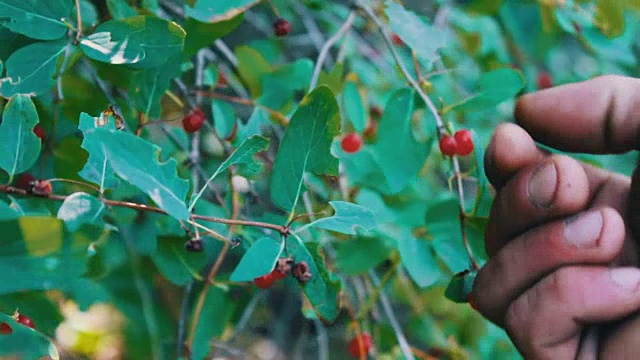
[151,236,209,285]
[129,55,181,118]
[335,237,392,275]
[191,287,236,360]
[385,1,446,62]
[595,0,625,38]
[183,14,244,57]
[0,312,60,359]
[236,45,272,98]
[342,81,366,132]
[98,130,190,220]
[0,201,18,220]
[185,0,259,23]
[0,95,41,181]
[450,68,525,112]
[212,100,236,139]
[79,16,185,68]
[397,229,440,288]
[190,135,269,211]
[78,112,120,191]
[304,201,377,235]
[56,192,105,231]
[258,59,314,110]
[0,0,71,40]
[270,86,340,215]
[0,41,67,96]
[106,0,137,19]
[444,270,477,303]
[289,236,341,322]
[229,237,283,282]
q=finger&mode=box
[473,207,626,325]
[505,266,640,359]
[485,155,590,257]
[515,75,640,153]
[484,123,547,190]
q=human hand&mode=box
[471,75,640,359]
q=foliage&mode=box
[0,0,637,358]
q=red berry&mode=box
[33,124,46,142]
[28,180,52,196]
[391,33,404,46]
[347,333,373,358]
[254,273,275,289]
[537,71,553,90]
[182,108,206,133]
[15,313,35,329]
[0,322,12,335]
[439,135,458,156]
[271,269,287,280]
[15,173,35,190]
[454,129,474,156]
[341,133,363,154]
[273,18,291,37]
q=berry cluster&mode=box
[347,333,373,358]
[253,259,312,289]
[182,107,206,133]
[438,129,474,156]
[1,311,36,335]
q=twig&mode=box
[48,178,102,195]
[356,1,478,269]
[176,281,193,357]
[356,258,398,319]
[369,270,415,360]
[308,11,356,91]
[74,0,83,41]
[0,185,290,235]
[292,2,333,68]
[214,40,238,67]
[194,90,289,126]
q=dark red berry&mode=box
[537,71,553,90]
[273,18,291,37]
[454,129,474,156]
[28,180,52,196]
[254,273,275,289]
[15,313,35,329]
[182,108,206,133]
[0,322,12,335]
[439,135,458,156]
[293,261,312,283]
[33,124,46,142]
[348,333,373,358]
[341,133,363,154]
[391,33,404,46]
[369,106,383,119]
[185,239,203,252]
[16,173,35,190]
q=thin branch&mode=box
[309,11,356,91]
[292,2,333,68]
[356,258,398,319]
[214,40,238,67]
[0,185,289,235]
[357,1,478,268]
[74,0,83,41]
[176,281,193,358]
[47,178,101,195]
[185,220,230,243]
[369,270,415,360]
[194,90,289,126]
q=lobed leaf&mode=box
[0,0,71,40]
[304,201,377,235]
[185,0,260,23]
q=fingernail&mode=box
[564,211,603,248]
[610,268,640,291]
[528,163,557,208]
